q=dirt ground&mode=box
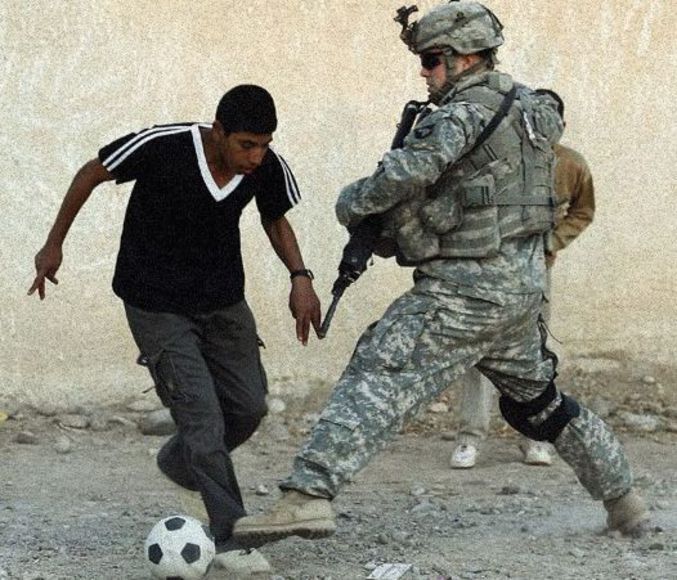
[1,354,676,580]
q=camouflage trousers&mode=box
[281,276,632,502]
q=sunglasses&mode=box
[420,52,444,71]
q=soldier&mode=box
[233,1,648,546]
[450,89,596,470]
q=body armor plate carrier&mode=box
[384,72,556,264]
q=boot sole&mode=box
[605,491,650,537]
[234,518,336,545]
[609,513,650,537]
[450,460,476,469]
[212,550,272,577]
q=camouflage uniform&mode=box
[280,70,633,504]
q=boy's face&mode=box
[215,123,272,175]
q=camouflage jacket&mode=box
[336,70,563,294]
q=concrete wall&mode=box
[2,1,675,408]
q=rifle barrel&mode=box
[318,290,344,338]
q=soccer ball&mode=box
[144,514,216,580]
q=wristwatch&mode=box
[289,268,314,281]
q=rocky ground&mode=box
[1,353,675,579]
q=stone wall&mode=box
[2,1,675,407]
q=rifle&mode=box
[318,99,429,338]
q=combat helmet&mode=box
[397,1,504,104]
[403,1,504,55]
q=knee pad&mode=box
[499,383,580,443]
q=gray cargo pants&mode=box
[125,301,268,545]
[281,276,632,502]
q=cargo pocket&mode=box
[305,414,362,460]
[365,300,431,371]
[455,284,506,307]
[317,414,361,432]
[144,350,191,408]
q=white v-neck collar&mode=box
[191,124,244,202]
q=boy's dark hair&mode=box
[535,88,565,120]
[216,85,277,134]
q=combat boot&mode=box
[604,488,649,537]
[233,490,336,545]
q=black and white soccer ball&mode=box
[144,514,215,580]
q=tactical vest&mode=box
[385,73,556,264]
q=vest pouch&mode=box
[461,173,497,207]
[438,205,502,258]
[499,204,553,239]
[435,171,501,258]
[383,193,441,263]
[418,191,463,235]
[395,215,440,262]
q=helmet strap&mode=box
[430,55,491,105]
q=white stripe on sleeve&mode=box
[272,150,301,206]
[102,125,192,171]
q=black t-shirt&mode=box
[98,123,301,314]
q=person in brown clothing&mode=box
[449,89,596,469]
[547,143,595,264]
